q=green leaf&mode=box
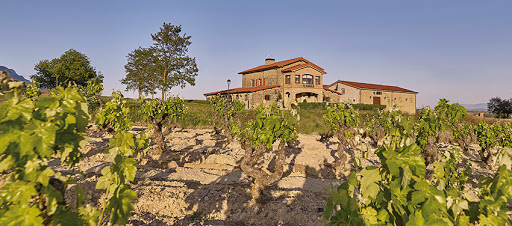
[0,205,44,226]
[360,168,381,202]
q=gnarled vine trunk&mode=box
[240,142,286,203]
[151,119,167,156]
[213,111,221,134]
[479,148,493,165]
[425,135,438,164]
[335,126,356,178]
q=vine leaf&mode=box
[360,168,380,202]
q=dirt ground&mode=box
[48,127,500,225]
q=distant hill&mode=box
[0,66,30,83]
[462,103,488,112]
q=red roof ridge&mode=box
[330,80,417,93]
[282,63,326,74]
[203,85,280,96]
[323,86,343,95]
[238,57,325,74]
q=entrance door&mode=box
[373,97,381,105]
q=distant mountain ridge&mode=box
[461,103,488,112]
[0,66,30,83]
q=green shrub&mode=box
[297,102,386,111]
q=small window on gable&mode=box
[265,95,270,101]
[285,75,291,84]
[315,76,320,85]
[341,88,345,94]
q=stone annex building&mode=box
[204,57,418,114]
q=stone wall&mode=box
[247,87,282,109]
[359,89,417,114]
[322,89,342,103]
[327,83,360,104]
[242,69,280,87]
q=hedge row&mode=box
[296,102,386,111]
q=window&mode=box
[285,75,291,84]
[302,74,313,84]
[258,79,261,86]
[295,75,300,83]
[315,76,320,85]
[341,88,345,94]
[265,95,270,101]
[252,80,255,87]
[376,91,382,95]
[263,78,266,86]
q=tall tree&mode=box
[32,49,98,88]
[151,22,198,100]
[122,47,158,99]
[488,97,512,118]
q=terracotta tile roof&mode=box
[323,86,343,95]
[281,63,326,74]
[238,57,326,74]
[330,80,417,93]
[203,85,280,96]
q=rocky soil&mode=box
[34,127,504,225]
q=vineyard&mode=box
[1,86,512,225]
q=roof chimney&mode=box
[265,55,275,65]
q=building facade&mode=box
[204,57,418,114]
[326,80,418,114]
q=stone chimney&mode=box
[265,56,275,65]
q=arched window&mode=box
[302,74,313,84]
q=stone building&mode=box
[204,57,418,114]
[325,80,418,114]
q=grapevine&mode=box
[0,87,92,224]
[210,97,245,143]
[94,90,131,132]
[233,103,298,203]
[140,96,185,155]
[324,117,512,225]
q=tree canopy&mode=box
[151,23,198,100]
[32,49,98,89]
[488,97,512,118]
[121,47,158,99]
[122,22,198,100]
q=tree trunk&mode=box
[241,142,287,203]
[95,94,104,109]
[222,113,233,144]
[138,88,142,99]
[213,111,221,134]
[479,148,493,165]
[152,120,167,156]
[161,68,167,101]
[335,128,353,178]
[425,135,437,164]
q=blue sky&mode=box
[2,1,511,107]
